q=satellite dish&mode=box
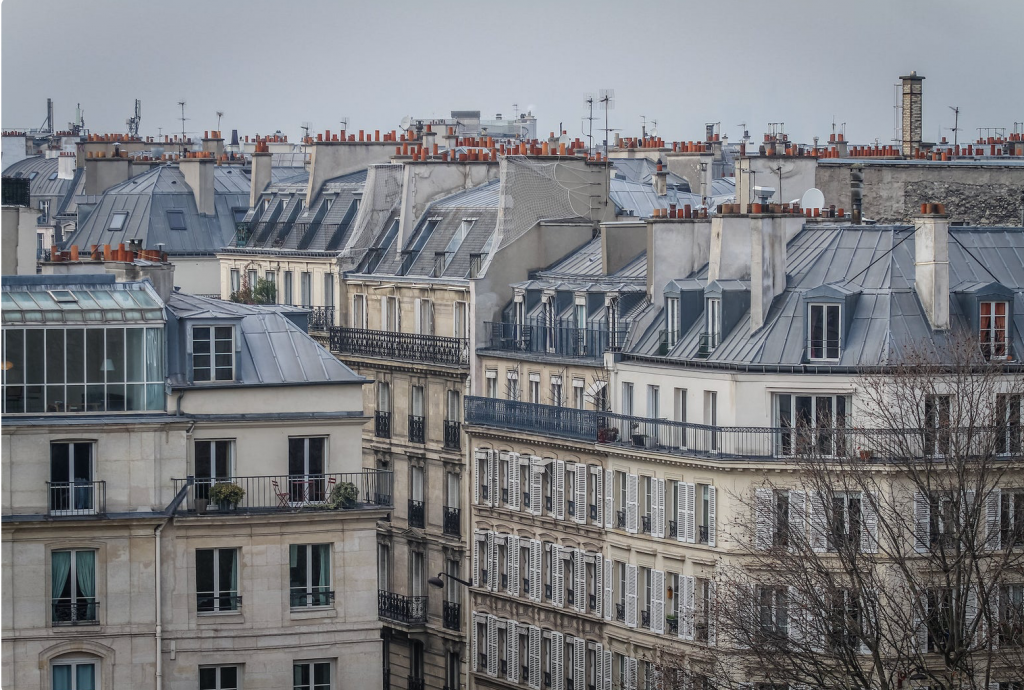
[801,187,825,210]
[557,133,570,146]
[399,116,412,131]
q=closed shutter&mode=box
[707,580,717,645]
[652,569,665,634]
[530,539,542,602]
[681,575,695,640]
[809,491,828,552]
[531,459,544,516]
[555,459,566,520]
[489,450,498,507]
[861,491,878,553]
[507,620,519,682]
[790,490,807,549]
[575,549,587,612]
[914,592,928,652]
[490,533,500,592]
[789,586,803,644]
[487,615,498,676]
[509,452,521,510]
[605,469,614,529]
[966,587,979,648]
[551,632,564,690]
[986,488,1001,550]
[528,626,541,689]
[474,449,486,504]
[604,557,613,621]
[576,464,588,524]
[626,474,639,534]
[914,492,930,553]
[595,467,605,526]
[594,554,604,617]
[472,614,479,671]
[683,483,696,543]
[414,298,421,334]
[552,545,564,607]
[626,563,638,627]
[653,478,665,538]
[508,535,520,596]
[380,296,387,330]
[603,650,612,690]
[708,485,717,547]
[574,637,586,690]
[473,531,481,587]
[755,488,774,550]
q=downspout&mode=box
[155,520,168,690]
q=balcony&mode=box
[197,593,242,613]
[308,306,335,332]
[641,515,651,534]
[567,589,574,606]
[589,504,598,520]
[172,470,393,514]
[465,396,598,442]
[328,327,469,367]
[443,506,461,536]
[52,599,99,625]
[699,525,709,544]
[47,481,106,517]
[443,420,461,450]
[408,499,425,528]
[667,616,679,634]
[408,415,425,444]
[615,603,625,622]
[589,593,598,611]
[641,610,651,629]
[378,590,427,625]
[375,411,392,439]
[482,320,627,360]
[443,601,461,631]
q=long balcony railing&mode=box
[408,415,425,444]
[443,601,461,630]
[378,590,427,625]
[483,320,628,360]
[307,306,335,332]
[466,396,1024,461]
[443,420,462,450]
[172,470,393,513]
[443,506,461,537]
[328,327,469,367]
[47,481,106,516]
[408,499,425,528]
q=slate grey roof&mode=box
[610,178,735,219]
[511,236,648,294]
[166,292,363,387]
[2,156,82,218]
[612,158,691,190]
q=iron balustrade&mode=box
[52,599,98,625]
[409,678,425,690]
[567,589,574,606]
[377,590,427,625]
[197,593,242,613]
[699,525,709,544]
[443,420,461,450]
[697,332,720,357]
[465,396,599,442]
[328,327,469,367]
[47,481,106,516]
[408,415,425,444]
[290,588,335,608]
[616,510,626,529]
[483,320,628,360]
[443,506,461,536]
[408,499,425,528]
[641,610,651,629]
[667,617,679,634]
[172,470,393,513]
[545,584,552,600]
[669,520,678,538]
[589,593,598,611]
[443,601,461,630]
[590,504,598,520]
[615,603,625,622]
[567,500,575,517]
[375,411,392,438]
[308,306,335,331]
[641,515,652,534]
[501,573,509,590]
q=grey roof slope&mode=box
[612,158,691,190]
[511,236,648,293]
[3,156,82,216]
[167,292,363,387]
[610,178,735,219]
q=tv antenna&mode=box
[339,117,349,131]
[599,89,615,157]
[216,110,224,131]
[301,122,312,139]
[177,100,189,155]
[583,94,596,153]
[126,99,142,139]
[641,115,647,140]
[948,106,960,148]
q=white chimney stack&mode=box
[58,152,76,180]
[914,203,950,330]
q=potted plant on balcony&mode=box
[597,426,619,443]
[327,481,359,509]
[210,482,245,511]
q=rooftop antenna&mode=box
[583,94,596,153]
[737,122,750,143]
[177,100,189,156]
[339,117,349,131]
[126,99,141,139]
[216,110,224,132]
[948,106,960,148]
[649,119,658,139]
[39,98,54,134]
[599,89,615,158]
[641,115,647,140]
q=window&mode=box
[774,393,851,457]
[757,586,789,639]
[926,588,954,652]
[284,271,294,305]
[808,303,841,360]
[828,493,863,551]
[444,219,476,271]
[196,548,239,612]
[622,382,634,416]
[827,589,861,650]
[352,294,367,329]
[194,439,233,501]
[288,437,327,503]
[108,211,128,231]
[665,296,680,348]
[293,661,331,690]
[997,583,1024,647]
[705,297,721,351]
[774,491,791,548]
[192,326,234,382]
[51,549,97,624]
[28,171,38,180]
[416,298,434,335]
[383,296,399,332]
[1000,490,1024,550]
[48,171,59,181]
[924,394,951,456]
[647,385,660,418]
[507,370,519,400]
[454,301,468,339]
[447,390,460,422]
[529,373,540,403]
[674,388,688,445]
[377,542,391,591]
[486,370,497,398]
[323,274,334,308]
[996,394,1022,456]
[230,269,240,294]
[981,301,1009,360]
[289,544,332,607]
[550,376,562,407]
[573,378,585,409]
[39,199,50,223]
[51,659,97,690]
[166,210,186,231]
[300,272,312,307]
[49,442,96,514]
[264,271,277,303]
[247,270,258,289]
[232,207,248,224]
[200,666,239,690]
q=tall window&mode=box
[194,439,233,501]
[51,659,97,690]
[417,299,434,335]
[230,269,240,295]
[980,301,1009,360]
[377,542,391,591]
[622,382,634,417]
[283,271,294,305]
[828,493,863,551]
[192,326,234,382]
[383,296,399,332]
[996,394,1022,456]
[529,373,541,403]
[774,393,851,457]
[551,376,563,407]
[196,548,239,612]
[264,271,277,303]
[323,274,334,308]
[51,549,97,624]
[447,390,460,422]
[247,269,258,289]
[293,661,331,690]
[924,394,952,456]
[352,294,367,329]
[573,378,585,409]
[486,371,497,399]
[288,437,326,503]
[289,544,332,607]
[647,385,660,418]
[49,442,95,514]
[705,298,721,351]
[506,370,519,401]
[665,296,680,348]
[808,303,841,360]
[757,586,789,639]
[200,666,239,690]
[454,301,468,339]
[300,272,312,307]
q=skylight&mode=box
[167,210,187,231]
[108,211,129,231]
[48,172,59,181]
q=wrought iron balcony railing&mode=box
[328,327,469,367]
[669,520,678,538]
[377,590,427,625]
[699,525,709,544]
[408,677,425,690]
[667,616,679,634]
[443,600,461,630]
[47,481,106,516]
[52,599,98,625]
[697,331,720,357]
[465,396,599,442]
[483,320,628,360]
[290,588,335,608]
[443,506,461,537]
[615,603,625,622]
[172,470,393,513]
[197,593,242,613]
[408,499,425,528]
[307,306,335,331]
[616,510,626,529]
[641,515,651,534]
[408,415,425,444]
[375,411,392,438]
[443,420,461,450]
[641,610,651,629]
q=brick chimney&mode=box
[179,155,216,216]
[202,130,225,159]
[900,71,925,157]
[914,203,949,330]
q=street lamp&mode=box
[428,572,472,589]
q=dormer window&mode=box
[192,325,235,382]
[808,303,841,361]
[665,297,680,348]
[701,298,721,354]
[980,301,1009,360]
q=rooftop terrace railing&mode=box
[328,327,469,367]
[483,321,627,359]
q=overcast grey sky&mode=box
[3,0,1022,146]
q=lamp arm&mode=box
[437,571,473,588]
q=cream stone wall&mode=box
[218,254,340,316]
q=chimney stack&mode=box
[900,71,925,157]
[179,155,216,216]
[914,204,950,330]
[653,164,668,196]
[250,149,272,208]
[58,152,76,180]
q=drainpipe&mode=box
[155,520,168,690]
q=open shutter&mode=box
[595,644,604,690]
[530,459,543,516]
[809,491,828,552]
[575,549,587,613]
[414,298,421,334]
[507,620,519,683]
[708,580,717,645]
[487,615,498,676]
[789,586,804,645]
[555,459,566,520]
[676,482,686,543]
[595,554,604,617]
[681,575,695,640]
[489,449,498,507]
[914,492,931,553]
[594,466,604,526]
[790,490,807,549]
[652,569,665,634]
[626,474,639,534]
[472,615,479,672]
[485,532,495,591]
[653,479,666,538]
[626,657,638,690]
[508,535,519,595]
[966,587,979,648]
[603,650,612,690]
[528,626,541,690]
[474,449,485,504]
[380,296,387,330]
[604,558,613,621]
[708,485,717,547]
[914,592,928,652]
[576,464,588,524]
[574,637,586,690]
[986,488,1001,550]
[551,632,564,690]
[552,545,564,607]
[684,483,696,543]
[861,491,878,553]
[530,540,542,602]
[473,531,481,587]
[509,452,521,510]
[626,564,638,627]
[755,488,773,550]
[605,469,614,529]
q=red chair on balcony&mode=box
[272,479,291,508]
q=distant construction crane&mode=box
[126,99,141,139]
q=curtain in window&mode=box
[77,664,96,690]
[145,328,163,410]
[230,549,238,601]
[317,544,330,603]
[52,666,72,690]
[289,544,302,606]
[76,550,95,599]
[52,551,71,601]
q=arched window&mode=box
[51,654,99,690]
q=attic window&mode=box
[700,298,721,355]
[232,208,247,224]
[980,301,1009,360]
[48,290,78,303]
[808,303,841,361]
[108,211,129,231]
[167,210,186,231]
[48,172,59,181]
[27,172,38,180]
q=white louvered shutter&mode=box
[594,467,604,526]
[914,492,930,553]
[605,469,614,529]
[555,459,566,520]
[485,532,495,591]
[652,569,665,634]
[414,298,421,334]
[508,535,519,595]
[755,488,773,550]
[507,620,519,682]
[491,533,501,592]
[575,549,587,612]
[576,464,588,524]
[380,296,387,330]
[509,452,521,510]
[552,545,564,607]
[474,449,485,504]
[604,558,613,621]
[676,482,686,543]
[531,459,543,515]
[528,626,541,690]
[595,554,604,617]
[707,485,717,547]
[966,587,979,648]
[574,637,586,690]
[986,488,1001,550]
[809,491,828,552]
[862,491,878,553]
[472,615,479,671]
[551,632,564,690]
[487,615,498,676]
[684,483,696,543]
[707,580,717,645]
[595,643,604,690]
[603,650,612,690]
[473,532,481,587]
[914,592,928,652]
[790,490,807,549]
[651,479,663,537]
[626,657,638,690]
[789,586,803,645]
[626,474,639,534]
[530,539,542,602]
[681,575,695,640]
[489,449,498,507]
[625,563,638,627]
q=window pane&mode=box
[52,666,72,690]
[294,664,310,689]
[145,328,162,381]
[46,330,65,384]
[6,329,25,385]
[66,329,85,383]
[86,329,104,383]
[25,330,45,384]
[308,438,324,473]
[50,443,70,482]
[289,545,305,589]
[196,549,214,594]
[289,439,305,475]
[199,667,218,690]
[313,662,330,685]
[220,667,238,689]
[215,441,231,477]
[196,441,212,478]
[105,328,124,382]
[125,328,144,382]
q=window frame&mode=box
[51,548,98,625]
[289,544,333,608]
[292,660,332,690]
[807,302,842,361]
[166,209,187,231]
[199,665,239,690]
[50,657,99,690]
[980,300,1010,360]
[195,547,240,613]
[107,211,129,232]
[191,324,236,383]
